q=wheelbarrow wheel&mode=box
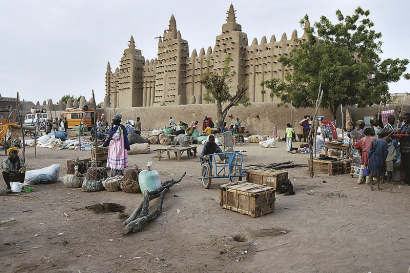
[201,163,212,189]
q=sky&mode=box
[0,0,409,105]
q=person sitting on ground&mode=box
[202,116,209,131]
[172,133,191,147]
[220,122,228,133]
[186,121,198,135]
[354,128,376,185]
[367,131,388,190]
[200,135,223,160]
[179,121,188,128]
[1,147,26,193]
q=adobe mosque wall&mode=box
[104,4,309,108]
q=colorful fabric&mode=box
[384,123,395,132]
[204,127,212,135]
[106,126,129,170]
[1,156,26,173]
[354,135,376,164]
[400,122,410,154]
[381,110,394,125]
[321,120,337,140]
[7,146,19,154]
[113,114,122,122]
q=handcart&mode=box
[200,151,246,189]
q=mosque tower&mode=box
[155,14,189,105]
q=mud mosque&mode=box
[103,4,308,108]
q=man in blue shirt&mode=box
[200,135,223,160]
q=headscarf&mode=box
[113,114,122,122]
[356,120,364,127]
[8,146,19,155]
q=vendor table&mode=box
[156,146,197,162]
[324,142,350,158]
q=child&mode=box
[367,132,388,190]
[286,123,294,153]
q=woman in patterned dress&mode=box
[103,114,130,176]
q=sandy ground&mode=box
[1,140,410,273]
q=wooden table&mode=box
[156,146,197,162]
[324,142,350,158]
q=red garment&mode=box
[354,135,376,164]
[321,120,338,140]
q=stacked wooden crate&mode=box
[220,182,275,218]
[91,146,109,162]
[308,158,352,175]
[246,169,288,190]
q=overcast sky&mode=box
[0,0,409,105]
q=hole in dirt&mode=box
[85,203,125,214]
[233,235,248,242]
[252,228,290,237]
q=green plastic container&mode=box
[163,128,173,134]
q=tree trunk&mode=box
[216,98,223,128]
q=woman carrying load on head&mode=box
[1,147,26,193]
[103,114,130,177]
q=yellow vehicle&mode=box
[0,110,14,126]
[62,109,97,128]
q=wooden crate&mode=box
[220,182,275,218]
[308,159,341,175]
[340,159,352,174]
[246,169,288,190]
[91,147,109,162]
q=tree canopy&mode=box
[201,56,250,128]
[60,95,82,103]
[261,7,410,119]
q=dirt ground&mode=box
[1,140,409,273]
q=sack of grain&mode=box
[160,138,171,145]
[82,178,105,192]
[248,135,263,143]
[102,176,123,192]
[148,136,159,144]
[128,143,150,155]
[158,134,169,141]
[62,174,84,188]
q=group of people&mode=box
[352,114,410,190]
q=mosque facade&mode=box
[104,4,308,108]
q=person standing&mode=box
[134,117,141,135]
[399,113,410,185]
[64,118,68,132]
[169,117,176,128]
[354,128,376,184]
[1,147,25,193]
[350,120,365,143]
[286,123,294,153]
[234,118,242,134]
[103,114,130,176]
[300,115,310,142]
[367,132,388,190]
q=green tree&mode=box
[61,95,75,104]
[201,56,250,128]
[261,7,410,120]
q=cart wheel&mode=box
[201,163,212,189]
